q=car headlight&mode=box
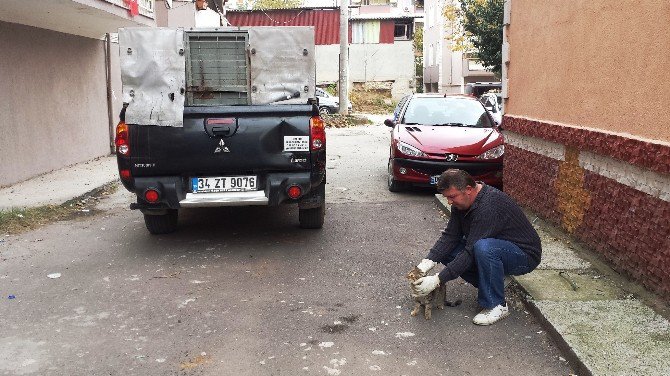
[397,141,427,157]
[476,144,504,160]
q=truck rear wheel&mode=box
[144,209,178,235]
[299,203,325,229]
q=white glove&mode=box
[411,274,441,297]
[417,258,437,274]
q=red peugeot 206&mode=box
[385,93,504,191]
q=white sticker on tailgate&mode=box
[284,136,309,151]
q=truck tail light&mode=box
[115,121,130,156]
[144,188,160,203]
[287,185,302,199]
[119,169,131,181]
[310,116,326,151]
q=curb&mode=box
[433,193,451,214]
[512,280,592,376]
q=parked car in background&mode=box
[315,88,352,115]
[465,82,502,97]
[384,94,504,191]
[479,92,503,125]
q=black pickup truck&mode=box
[115,27,325,234]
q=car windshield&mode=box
[403,97,494,128]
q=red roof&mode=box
[227,8,397,45]
[227,9,341,45]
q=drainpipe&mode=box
[105,33,115,155]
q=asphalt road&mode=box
[0,124,574,375]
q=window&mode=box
[394,22,412,40]
[351,21,381,44]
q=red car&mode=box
[384,93,504,191]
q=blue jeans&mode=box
[438,238,538,309]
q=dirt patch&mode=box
[338,314,360,324]
[350,88,396,114]
[321,323,348,334]
[0,182,118,235]
[323,114,371,128]
[180,354,212,370]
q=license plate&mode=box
[191,176,257,193]
[430,175,440,185]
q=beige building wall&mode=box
[155,0,196,28]
[506,0,670,142]
[503,0,670,299]
[0,21,112,187]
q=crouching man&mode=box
[411,169,541,325]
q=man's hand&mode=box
[411,274,441,297]
[417,258,437,274]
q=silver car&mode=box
[315,88,352,115]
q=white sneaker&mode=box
[473,304,510,326]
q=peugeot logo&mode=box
[445,153,458,162]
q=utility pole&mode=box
[338,0,349,115]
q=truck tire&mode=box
[299,203,325,229]
[319,106,331,115]
[144,209,178,235]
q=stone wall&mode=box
[504,115,670,298]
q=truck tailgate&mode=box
[129,105,315,177]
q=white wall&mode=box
[0,21,112,187]
[316,41,415,99]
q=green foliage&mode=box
[252,0,303,10]
[413,26,423,53]
[414,26,424,92]
[325,83,338,96]
[444,0,504,75]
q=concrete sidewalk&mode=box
[0,156,118,211]
[434,194,670,376]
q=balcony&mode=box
[0,0,156,40]
[462,57,496,79]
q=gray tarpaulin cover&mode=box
[119,28,185,127]
[247,27,315,105]
[118,27,315,127]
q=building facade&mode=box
[422,0,495,93]
[0,0,155,187]
[227,7,418,99]
[502,0,670,298]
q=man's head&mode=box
[436,169,478,211]
[195,0,208,10]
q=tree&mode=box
[444,0,504,76]
[413,26,424,92]
[252,0,303,10]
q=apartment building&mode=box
[0,0,155,187]
[422,0,495,93]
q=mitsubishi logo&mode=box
[214,139,230,153]
[445,153,458,162]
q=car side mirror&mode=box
[384,119,395,127]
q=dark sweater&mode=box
[427,184,542,283]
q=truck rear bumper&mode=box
[130,171,323,210]
[179,191,268,207]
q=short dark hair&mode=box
[436,169,476,191]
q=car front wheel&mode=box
[387,160,407,192]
